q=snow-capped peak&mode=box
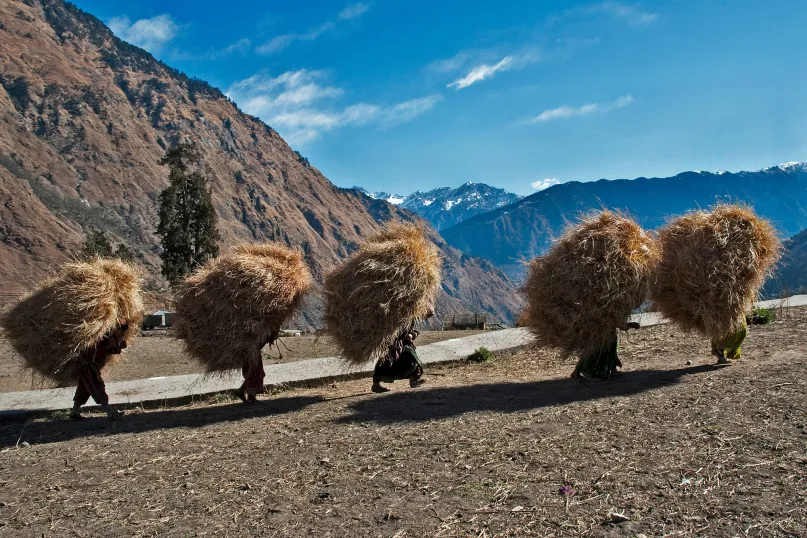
[754,161,807,174]
[775,161,806,172]
[385,195,405,205]
[351,187,406,205]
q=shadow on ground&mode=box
[335,364,725,424]
[1,364,724,447]
[0,394,324,447]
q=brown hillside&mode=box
[0,0,521,324]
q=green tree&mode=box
[80,229,113,259]
[156,142,220,286]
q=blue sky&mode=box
[75,1,807,195]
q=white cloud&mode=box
[448,56,513,90]
[338,2,371,20]
[108,14,179,53]
[564,2,658,26]
[378,95,444,127]
[531,94,633,122]
[211,38,251,59]
[532,178,560,190]
[226,70,441,145]
[594,2,658,25]
[426,51,472,74]
[257,3,371,54]
[445,48,542,90]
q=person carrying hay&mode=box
[234,330,278,403]
[371,306,434,393]
[522,211,659,381]
[570,322,641,380]
[0,259,144,417]
[70,321,130,420]
[324,223,442,373]
[174,243,311,403]
[650,204,780,366]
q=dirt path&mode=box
[0,312,805,536]
[0,330,484,393]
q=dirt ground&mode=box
[0,330,484,393]
[0,311,805,537]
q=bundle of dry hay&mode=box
[0,258,144,384]
[324,223,442,365]
[522,210,659,357]
[174,243,312,372]
[651,204,780,339]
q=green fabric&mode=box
[576,338,619,380]
[711,321,747,360]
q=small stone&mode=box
[686,360,693,366]
[320,457,330,465]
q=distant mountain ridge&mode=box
[353,182,522,231]
[441,163,807,280]
[351,187,406,205]
[764,226,807,297]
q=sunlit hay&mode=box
[651,204,781,339]
[174,243,312,372]
[522,210,659,357]
[0,258,144,384]
[324,223,442,365]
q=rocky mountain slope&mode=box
[442,165,807,279]
[0,0,521,324]
[763,227,807,297]
[356,183,522,231]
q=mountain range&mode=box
[763,227,807,298]
[0,0,522,325]
[441,164,807,279]
[355,183,522,231]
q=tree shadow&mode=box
[335,364,724,425]
[0,394,324,447]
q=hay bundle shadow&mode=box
[174,243,312,372]
[651,204,780,339]
[324,223,442,365]
[522,211,659,356]
[1,258,144,384]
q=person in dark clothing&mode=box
[570,321,641,381]
[371,328,425,393]
[70,323,129,420]
[234,330,278,403]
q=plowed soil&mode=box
[0,311,805,537]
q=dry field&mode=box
[0,330,484,393]
[0,311,805,536]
